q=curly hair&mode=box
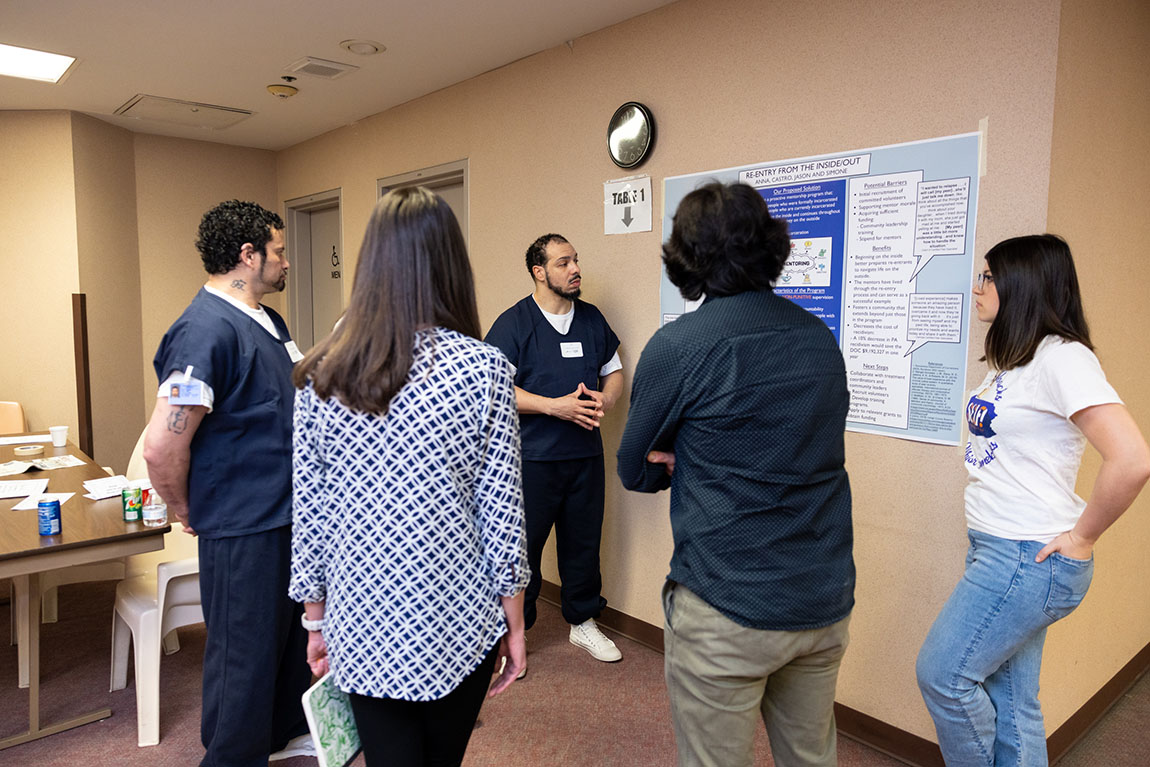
[196,200,284,275]
[525,233,568,275]
[662,183,790,301]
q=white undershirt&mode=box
[204,284,279,339]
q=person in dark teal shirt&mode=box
[618,183,854,767]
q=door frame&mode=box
[377,159,468,247]
[284,188,342,350]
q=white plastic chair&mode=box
[109,523,201,746]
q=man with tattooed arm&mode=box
[143,200,313,767]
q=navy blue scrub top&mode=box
[485,296,619,461]
[153,289,296,539]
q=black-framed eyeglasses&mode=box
[974,272,995,290]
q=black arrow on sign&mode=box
[622,206,633,227]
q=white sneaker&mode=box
[569,618,622,662]
[270,733,317,761]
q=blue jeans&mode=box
[916,529,1093,767]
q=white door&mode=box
[308,207,343,345]
[432,180,467,242]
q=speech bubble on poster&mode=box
[905,293,964,356]
[910,177,971,280]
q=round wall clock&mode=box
[607,101,655,169]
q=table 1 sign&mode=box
[603,175,653,235]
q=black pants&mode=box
[198,526,312,767]
[522,456,607,630]
[349,644,500,767]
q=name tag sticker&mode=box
[285,340,305,363]
[560,342,584,358]
[168,381,203,405]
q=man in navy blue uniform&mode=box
[618,184,854,767]
[144,201,313,766]
[485,234,624,668]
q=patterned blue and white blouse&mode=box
[290,326,529,701]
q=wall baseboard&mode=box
[833,705,943,766]
[539,580,1149,767]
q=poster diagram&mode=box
[661,133,980,445]
[782,237,833,287]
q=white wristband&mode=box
[301,614,326,632]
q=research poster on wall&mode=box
[661,133,981,445]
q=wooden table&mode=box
[0,435,169,749]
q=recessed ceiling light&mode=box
[0,42,77,83]
[339,39,386,56]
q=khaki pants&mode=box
[662,582,850,767]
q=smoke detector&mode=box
[267,84,299,99]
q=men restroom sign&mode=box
[603,175,653,235]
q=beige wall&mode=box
[71,113,144,472]
[1043,0,1150,728]
[0,112,81,435]
[133,134,278,420]
[275,0,1073,738]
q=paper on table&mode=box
[0,434,53,446]
[0,460,34,477]
[13,492,74,510]
[0,479,50,499]
[83,475,130,500]
[30,455,85,470]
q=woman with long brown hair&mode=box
[916,234,1150,766]
[289,186,528,766]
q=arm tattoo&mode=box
[230,279,246,290]
[167,406,191,435]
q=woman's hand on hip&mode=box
[1036,530,1093,562]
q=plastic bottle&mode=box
[142,487,168,528]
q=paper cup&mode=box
[49,425,69,447]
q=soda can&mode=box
[38,499,62,536]
[122,487,143,522]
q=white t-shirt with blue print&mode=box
[964,336,1121,543]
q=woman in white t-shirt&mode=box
[916,234,1150,766]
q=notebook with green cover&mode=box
[302,671,361,767]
